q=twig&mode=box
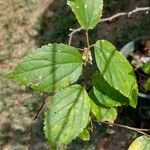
[34,101,46,120]
[101,7,150,22]
[68,7,150,45]
[33,95,50,120]
[83,31,93,65]
[85,31,90,49]
[94,120,150,137]
[68,27,82,45]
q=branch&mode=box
[85,31,90,49]
[68,7,150,45]
[101,7,150,22]
[94,120,150,137]
[68,27,82,45]
[33,100,46,120]
[33,94,50,120]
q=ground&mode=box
[0,0,150,149]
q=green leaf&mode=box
[89,90,117,122]
[79,129,90,141]
[141,62,150,75]
[44,84,91,147]
[7,44,83,92]
[144,78,150,91]
[67,0,103,30]
[128,136,150,150]
[93,73,129,107]
[95,40,138,108]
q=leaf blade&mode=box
[141,62,150,75]
[7,44,83,92]
[128,136,150,150]
[90,90,117,122]
[79,129,90,141]
[95,40,138,108]
[44,84,91,146]
[93,73,129,107]
[67,0,103,30]
[144,78,150,91]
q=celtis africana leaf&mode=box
[44,84,91,147]
[128,136,150,150]
[144,78,150,91]
[93,73,129,107]
[7,44,83,92]
[79,129,90,141]
[90,90,117,123]
[95,40,138,108]
[141,62,150,75]
[67,0,103,30]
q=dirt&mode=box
[0,0,51,149]
[0,0,150,150]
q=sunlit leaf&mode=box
[67,0,103,30]
[7,44,83,92]
[95,40,138,108]
[141,62,150,75]
[128,136,150,150]
[79,129,90,141]
[44,84,91,147]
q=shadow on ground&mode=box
[36,0,77,46]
